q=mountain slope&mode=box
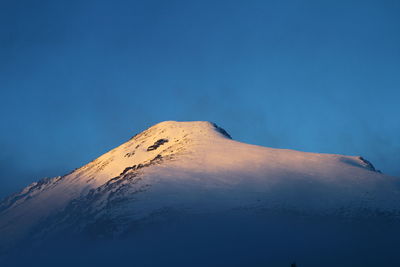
[0,121,399,250]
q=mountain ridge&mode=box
[0,121,398,251]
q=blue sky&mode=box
[1,0,399,198]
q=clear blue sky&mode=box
[1,0,399,198]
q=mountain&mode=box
[1,121,400,267]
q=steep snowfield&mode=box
[0,121,399,250]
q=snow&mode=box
[0,121,399,248]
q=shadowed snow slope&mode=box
[0,121,399,266]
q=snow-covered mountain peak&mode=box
[71,121,231,185]
[1,121,399,252]
[128,121,232,142]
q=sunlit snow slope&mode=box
[0,121,399,248]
